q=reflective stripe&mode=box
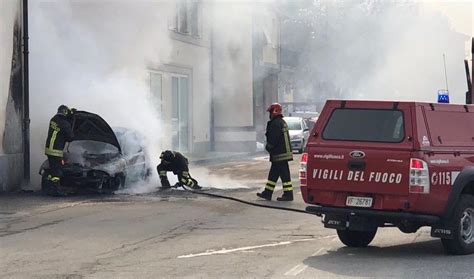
[283,181,293,192]
[47,175,60,182]
[187,179,195,187]
[181,178,188,183]
[266,180,277,186]
[265,185,275,191]
[272,152,293,162]
[45,148,64,157]
[283,126,291,153]
[49,130,58,150]
[159,171,167,176]
[182,171,189,176]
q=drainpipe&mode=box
[22,0,30,185]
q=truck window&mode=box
[322,109,405,143]
[425,110,474,147]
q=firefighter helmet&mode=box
[267,103,283,119]
[57,105,71,116]
[161,150,175,162]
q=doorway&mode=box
[171,76,189,152]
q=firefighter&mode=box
[157,150,201,190]
[257,103,294,201]
[44,105,75,195]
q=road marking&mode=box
[311,247,325,256]
[284,246,328,277]
[284,264,308,276]
[177,238,315,259]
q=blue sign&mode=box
[438,89,450,103]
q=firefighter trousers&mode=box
[47,155,63,183]
[157,165,198,188]
[265,161,293,193]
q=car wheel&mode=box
[441,195,474,255]
[114,173,126,190]
[337,228,377,247]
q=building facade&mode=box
[0,0,26,192]
[152,0,281,153]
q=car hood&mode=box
[72,111,121,153]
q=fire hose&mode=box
[179,185,314,215]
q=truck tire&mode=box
[441,195,474,255]
[337,229,377,247]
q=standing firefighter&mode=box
[257,103,294,201]
[157,150,201,190]
[44,105,74,195]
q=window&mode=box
[171,0,201,37]
[172,76,189,152]
[322,109,405,143]
[150,72,162,114]
[285,118,302,130]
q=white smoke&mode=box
[29,0,175,188]
[286,1,471,106]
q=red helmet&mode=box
[267,103,283,119]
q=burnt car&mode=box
[39,111,151,195]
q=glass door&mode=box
[172,76,189,152]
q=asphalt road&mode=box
[1,155,473,278]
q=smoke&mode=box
[191,166,249,189]
[0,1,20,154]
[30,0,174,187]
[284,0,471,106]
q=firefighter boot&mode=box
[160,178,171,190]
[277,191,294,201]
[256,190,273,201]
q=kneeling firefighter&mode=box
[157,150,201,190]
[44,105,75,195]
[257,103,294,201]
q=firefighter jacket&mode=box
[45,114,73,157]
[159,151,189,174]
[265,115,293,162]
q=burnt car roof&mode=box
[72,111,121,153]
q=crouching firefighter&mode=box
[257,103,294,201]
[44,105,75,195]
[157,150,201,190]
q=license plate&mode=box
[346,196,373,208]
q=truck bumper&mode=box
[306,205,441,228]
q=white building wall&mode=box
[211,2,256,151]
[153,2,212,153]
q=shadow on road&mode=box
[303,240,474,277]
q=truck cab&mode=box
[301,100,474,255]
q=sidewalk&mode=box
[185,151,266,165]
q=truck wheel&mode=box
[441,195,474,255]
[337,229,377,247]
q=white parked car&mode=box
[284,116,310,153]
